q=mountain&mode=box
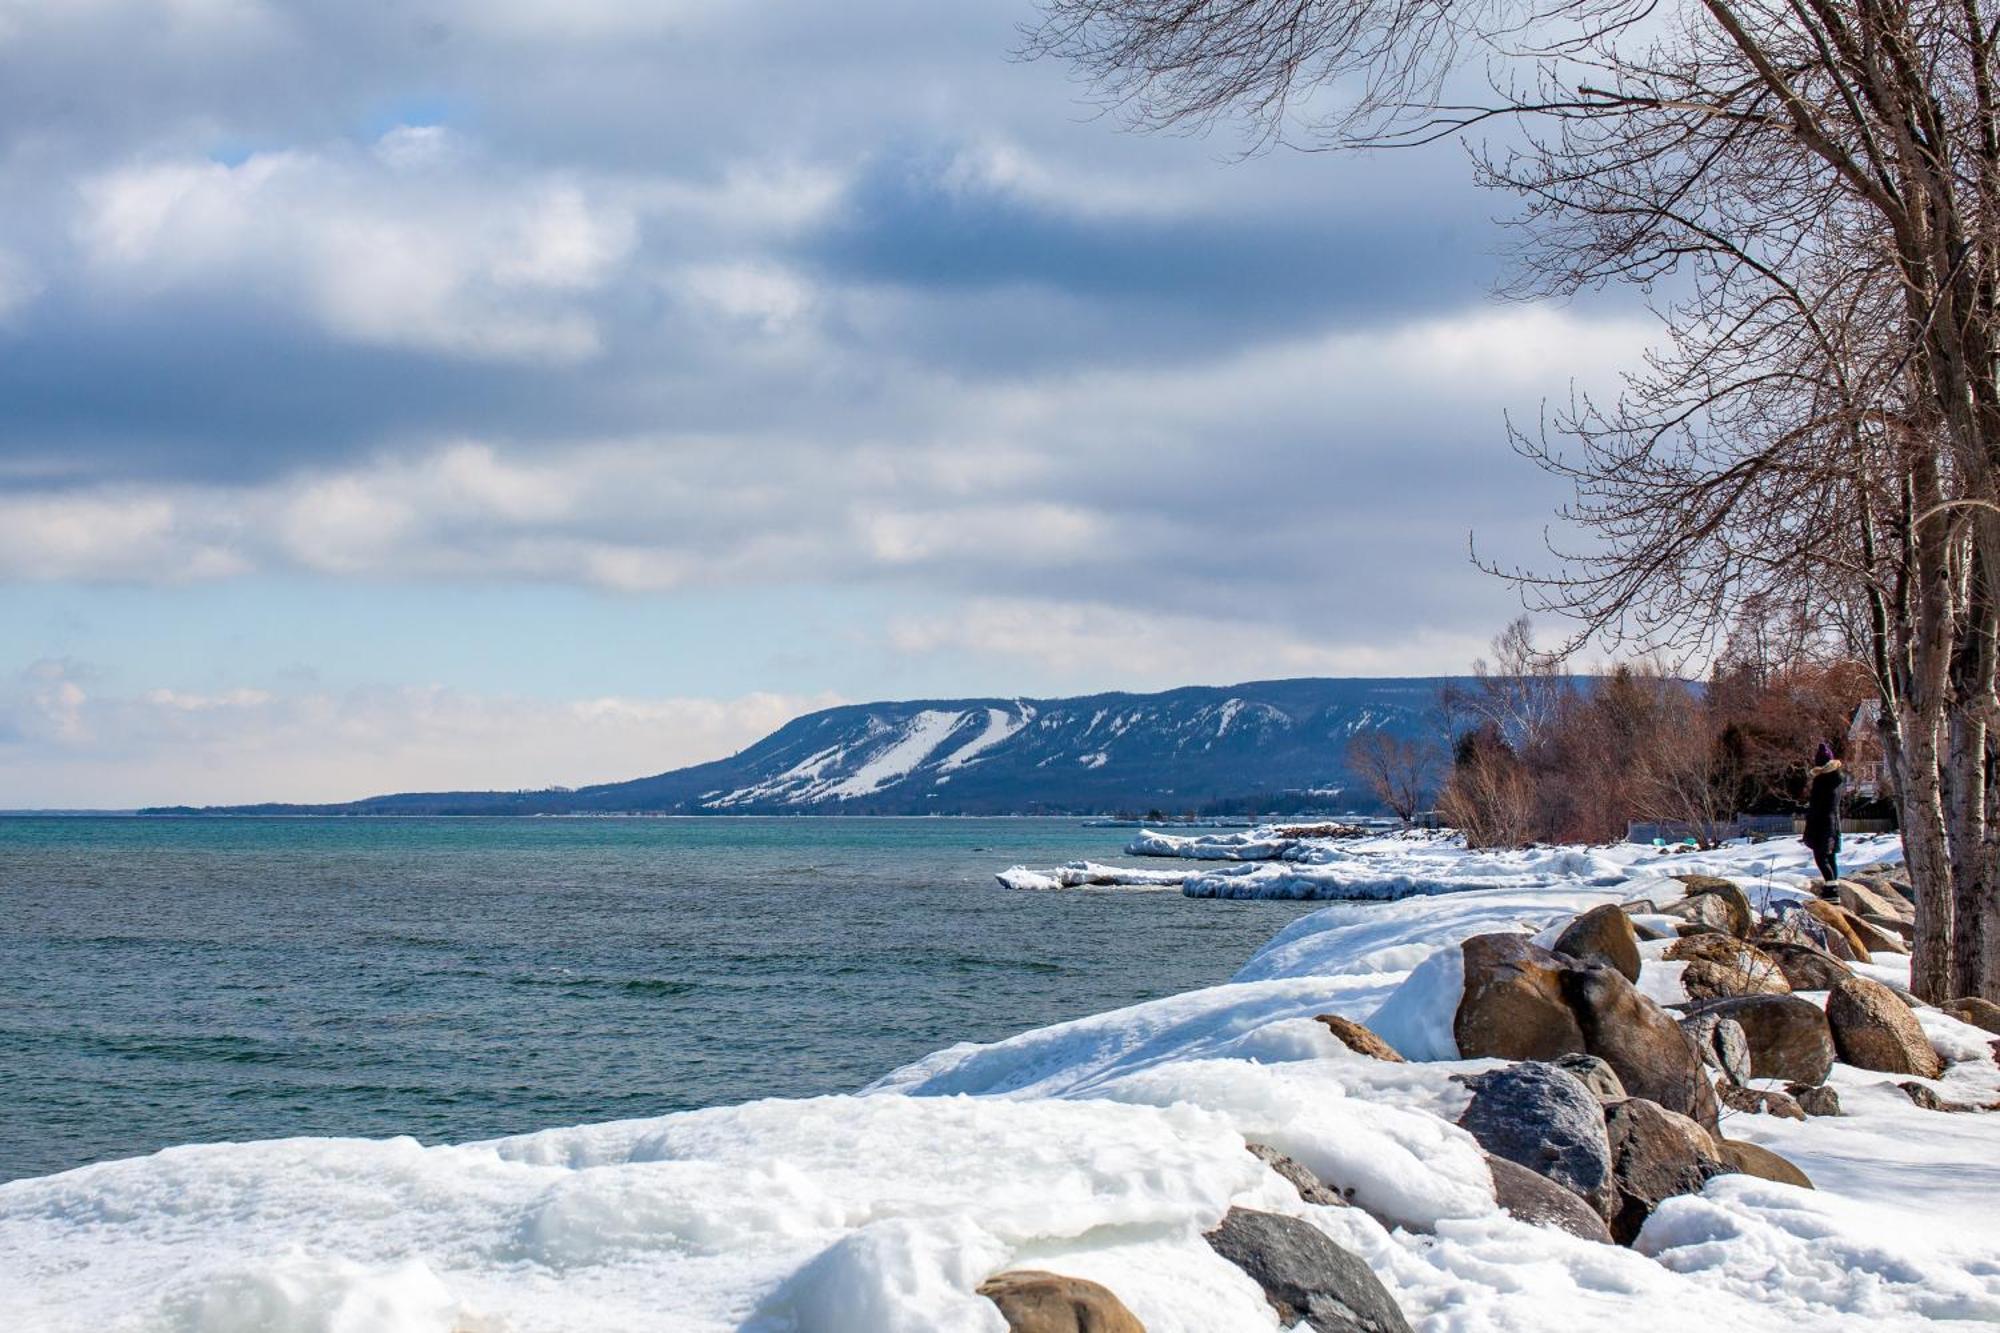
[149,677,1463,816]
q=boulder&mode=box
[1454,934,1586,1061]
[1247,1143,1347,1208]
[1862,914,1917,945]
[1826,976,1944,1078]
[1315,1014,1405,1063]
[1665,935,1790,1002]
[1756,940,1852,992]
[1836,878,1914,924]
[1843,913,1908,956]
[1560,963,1721,1131]
[1664,889,1751,939]
[1786,1082,1843,1116]
[1553,1053,1627,1102]
[1717,1085,1806,1120]
[1760,912,1858,962]
[1714,1140,1813,1189]
[1485,1153,1614,1244]
[1684,994,1836,1085]
[1679,1013,1752,1086]
[1942,996,2000,1035]
[977,1271,1147,1333]
[1801,899,1872,960]
[1552,905,1642,982]
[1603,1098,1733,1245]
[1670,873,1740,895]
[1897,1083,2000,1112]
[1202,1207,1414,1333]
[1456,1063,1616,1218]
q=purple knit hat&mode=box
[1814,742,1835,765]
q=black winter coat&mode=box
[1804,761,1844,850]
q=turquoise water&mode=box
[0,817,1318,1182]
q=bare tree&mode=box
[1026,0,2000,1000]
[1346,729,1440,825]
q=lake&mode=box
[0,816,1319,1182]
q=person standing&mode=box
[1803,742,1845,884]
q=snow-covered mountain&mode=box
[167,677,1458,816]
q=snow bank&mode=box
[6,831,1996,1333]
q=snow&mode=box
[5,830,1997,1332]
[823,710,966,799]
[994,862,1188,892]
[936,707,1026,773]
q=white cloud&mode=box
[888,597,1489,683]
[75,134,637,362]
[1,658,843,807]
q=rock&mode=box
[1619,898,1660,914]
[1862,914,1917,945]
[1560,962,1721,1130]
[1552,904,1642,982]
[1680,1013,1753,1086]
[1756,940,1852,991]
[1202,1207,1414,1333]
[1666,935,1790,1002]
[1247,1142,1347,1208]
[1717,1084,1806,1120]
[1801,899,1872,960]
[1826,976,1944,1077]
[1664,890,1751,939]
[1897,1083,2000,1112]
[1760,912,1859,962]
[1454,934,1586,1061]
[1836,878,1914,924]
[1553,1053,1627,1101]
[1714,1140,1813,1188]
[1684,995,1836,1085]
[1456,1063,1616,1218]
[1315,1014,1405,1063]
[977,1271,1147,1333]
[1786,1082,1843,1116]
[1843,913,1908,955]
[1942,996,2000,1035]
[1603,1098,1733,1245]
[1668,877,1754,935]
[1630,919,1671,942]
[1485,1153,1614,1243]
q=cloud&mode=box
[888,597,1489,684]
[75,130,637,362]
[0,657,843,806]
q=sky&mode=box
[0,0,1653,808]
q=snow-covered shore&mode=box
[3,833,1998,1331]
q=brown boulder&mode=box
[1604,1098,1733,1245]
[1835,878,1913,924]
[1942,996,2000,1035]
[1561,964,1720,1131]
[1843,913,1908,956]
[1552,905,1643,982]
[1826,976,1944,1078]
[1760,913,1858,962]
[1862,915,1917,945]
[1666,935,1790,1002]
[1756,940,1851,992]
[1685,995,1836,1085]
[1717,1085,1806,1120]
[1801,899,1872,960]
[1786,1082,1843,1116]
[1671,874,1739,895]
[1454,934,1586,1061]
[1315,1014,1405,1063]
[1715,1140,1813,1189]
[978,1271,1147,1333]
[1665,889,1751,939]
